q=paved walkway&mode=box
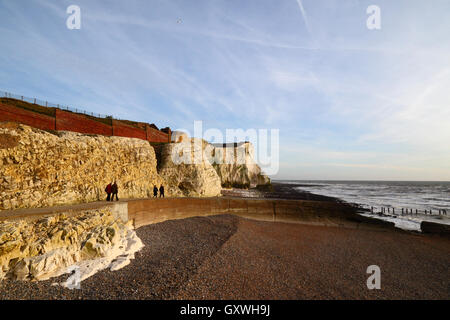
[0,199,131,221]
[0,197,214,222]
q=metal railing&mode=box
[1,91,116,120]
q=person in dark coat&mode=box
[111,181,119,201]
[153,185,158,198]
[105,183,112,201]
[159,185,165,198]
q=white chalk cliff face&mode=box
[0,123,269,212]
[159,132,271,192]
[211,142,271,188]
[0,208,143,284]
[0,123,165,211]
[157,138,223,197]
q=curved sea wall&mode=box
[128,197,394,230]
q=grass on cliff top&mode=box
[0,98,165,130]
[1,98,56,117]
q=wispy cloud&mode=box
[295,0,312,35]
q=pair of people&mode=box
[153,185,165,198]
[105,182,119,201]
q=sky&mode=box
[0,0,449,180]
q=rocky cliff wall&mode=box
[157,135,270,192]
[0,123,166,211]
[0,207,143,283]
[157,138,222,197]
[211,142,271,188]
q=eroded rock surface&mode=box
[157,137,270,194]
[157,138,222,197]
[0,122,270,211]
[0,123,166,210]
[0,208,142,282]
[211,142,271,188]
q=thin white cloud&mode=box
[295,0,312,35]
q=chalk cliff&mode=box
[156,138,222,197]
[0,123,270,212]
[211,142,271,188]
[0,208,143,282]
[156,136,270,195]
[0,123,165,211]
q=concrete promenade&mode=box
[0,196,394,231]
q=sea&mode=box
[277,180,450,231]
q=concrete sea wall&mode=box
[127,197,392,230]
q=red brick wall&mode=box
[55,109,112,136]
[146,125,169,143]
[112,120,147,140]
[0,103,55,131]
[1,102,170,143]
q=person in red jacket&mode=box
[105,183,112,201]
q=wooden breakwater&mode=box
[367,206,448,216]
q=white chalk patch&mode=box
[59,228,144,289]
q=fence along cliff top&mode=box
[0,91,171,143]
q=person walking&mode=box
[111,181,119,201]
[153,185,158,198]
[159,185,165,198]
[105,183,112,201]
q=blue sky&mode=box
[1,0,449,180]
